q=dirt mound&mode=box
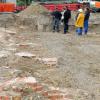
[18,3,49,17]
[16,3,51,32]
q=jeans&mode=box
[84,20,89,34]
[52,18,60,32]
[64,20,69,34]
[76,27,83,35]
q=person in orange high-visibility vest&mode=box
[75,9,85,35]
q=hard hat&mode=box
[78,9,83,12]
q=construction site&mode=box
[0,1,100,100]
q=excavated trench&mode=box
[0,13,100,100]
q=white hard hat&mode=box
[78,9,83,12]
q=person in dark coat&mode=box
[63,6,71,34]
[84,7,90,34]
[51,7,62,32]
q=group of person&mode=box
[51,6,90,35]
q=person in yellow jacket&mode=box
[75,9,85,35]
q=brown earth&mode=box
[0,5,100,100]
[18,3,49,17]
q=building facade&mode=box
[0,0,16,3]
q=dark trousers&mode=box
[64,20,69,34]
[52,18,60,32]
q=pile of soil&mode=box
[16,3,50,32]
[18,3,49,17]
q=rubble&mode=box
[15,3,51,32]
[35,57,58,67]
[41,57,58,66]
[15,52,36,58]
[0,50,10,58]
[24,77,37,84]
[0,76,93,100]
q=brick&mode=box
[48,90,61,94]
[32,85,43,92]
[2,96,10,100]
[12,87,23,93]
[15,52,36,58]
[42,91,49,97]
[19,44,29,48]
[48,94,63,100]
[42,58,57,66]
[27,83,38,87]
[0,87,3,92]
[28,83,42,88]
[0,96,2,100]
[12,96,21,100]
[24,77,37,83]
[27,83,43,91]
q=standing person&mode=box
[75,9,85,35]
[84,7,90,34]
[61,7,66,24]
[63,6,71,34]
[51,7,62,32]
